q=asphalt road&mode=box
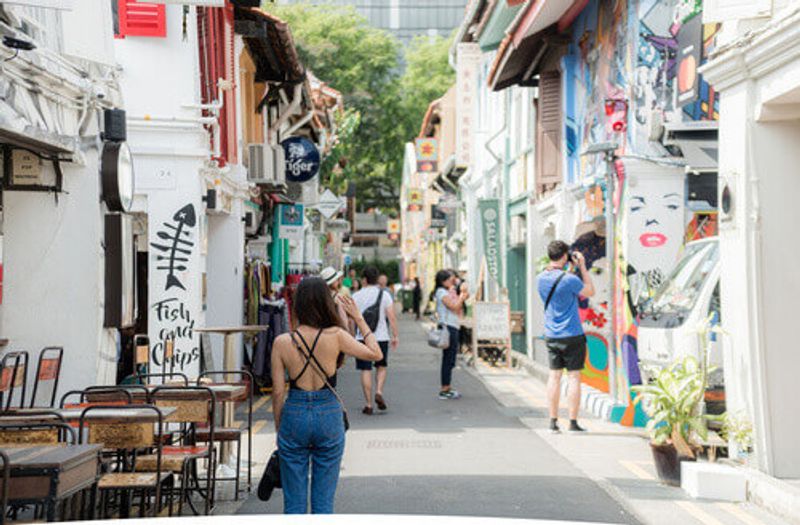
[237,313,639,523]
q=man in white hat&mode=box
[320,266,350,331]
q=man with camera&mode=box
[537,240,595,433]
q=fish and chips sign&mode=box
[415,137,438,173]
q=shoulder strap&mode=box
[544,271,567,311]
[370,287,384,309]
[289,330,348,408]
[290,329,324,384]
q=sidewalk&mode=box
[471,357,790,525]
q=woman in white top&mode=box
[432,269,468,399]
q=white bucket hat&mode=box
[320,266,343,286]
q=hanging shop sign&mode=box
[456,42,480,167]
[101,141,135,212]
[315,189,345,219]
[430,205,447,229]
[11,149,42,185]
[387,219,401,235]
[415,137,438,173]
[407,187,424,211]
[278,203,305,240]
[437,194,460,214]
[479,198,500,284]
[281,137,320,183]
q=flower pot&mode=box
[650,443,682,486]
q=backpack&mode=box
[362,288,385,332]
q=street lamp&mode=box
[581,141,619,402]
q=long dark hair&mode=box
[430,269,452,301]
[293,277,341,329]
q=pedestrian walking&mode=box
[432,269,468,400]
[536,240,595,434]
[412,277,422,320]
[352,266,399,414]
[270,277,382,514]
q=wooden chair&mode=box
[29,347,63,408]
[135,372,189,387]
[0,351,29,411]
[196,370,254,500]
[0,420,76,446]
[60,388,133,409]
[78,405,173,518]
[138,386,216,515]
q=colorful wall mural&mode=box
[560,0,722,426]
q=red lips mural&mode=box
[639,232,667,247]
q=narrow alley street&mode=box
[227,313,786,524]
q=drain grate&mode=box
[366,439,443,449]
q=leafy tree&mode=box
[266,3,454,213]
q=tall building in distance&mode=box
[277,0,469,46]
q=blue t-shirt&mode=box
[537,269,584,339]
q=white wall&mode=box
[115,5,209,377]
[206,200,246,370]
[2,149,118,395]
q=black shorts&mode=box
[356,341,389,370]
[546,335,587,371]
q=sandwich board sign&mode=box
[472,301,512,368]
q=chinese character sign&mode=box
[456,43,481,168]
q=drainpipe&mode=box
[268,83,303,145]
[181,78,232,159]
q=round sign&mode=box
[281,136,320,183]
[101,141,134,212]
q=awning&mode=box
[487,0,587,91]
[477,0,526,52]
[662,121,718,170]
[234,7,304,84]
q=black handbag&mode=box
[257,449,282,501]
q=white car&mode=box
[637,238,723,391]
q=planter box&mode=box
[681,462,747,501]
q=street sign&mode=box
[343,254,352,266]
[315,189,344,219]
[278,203,304,240]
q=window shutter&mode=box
[536,70,562,188]
[118,0,166,38]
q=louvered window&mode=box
[536,70,563,192]
[117,0,166,38]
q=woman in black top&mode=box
[271,277,381,513]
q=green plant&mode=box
[632,356,712,456]
[721,411,754,453]
[535,255,550,274]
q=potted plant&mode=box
[632,355,712,486]
[721,411,754,462]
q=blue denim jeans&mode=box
[441,326,460,387]
[278,388,345,514]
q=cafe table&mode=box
[0,444,101,521]
[194,325,265,464]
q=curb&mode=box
[512,352,620,422]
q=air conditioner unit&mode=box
[247,144,287,192]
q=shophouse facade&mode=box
[0,1,130,395]
[700,0,800,479]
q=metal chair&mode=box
[196,370,254,500]
[79,405,173,518]
[135,372,190,387]
[0,351,29,411]
[29,347,63,408]
[138,386,216,515]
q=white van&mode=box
[637,238,723,390]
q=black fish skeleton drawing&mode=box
[150,204,196,291]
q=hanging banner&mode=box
[479,198,500,283]
[456,42,480,167]
[278,203,304,240]
[415,137,438,173]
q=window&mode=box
[116,0,166,38]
